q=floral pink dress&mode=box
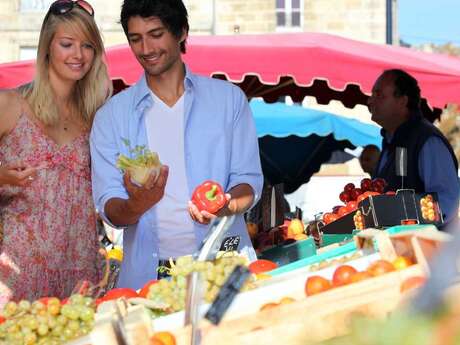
[0,113,101,305]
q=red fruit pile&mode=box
[322,178,389,225]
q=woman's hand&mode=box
[0,162,39,187]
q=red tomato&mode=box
[329,214,339,223]
[360,178,372,191]
[103,288,139,301]
[346,201,358,212]
[343,183,355,193]
[339,191,351,203]
[332,205,342,214]
[356,194,367,204]
[371,179,386,193]
[0,316,5,324]
[139,280,158,298]
[305,276,332,296]
[332,265,358,286]
[350,188,362,201]
[372,178,387,188]
[367,260,395,276]
[337,206,350,217]
[248,259,278,274]
[323,212,335,224]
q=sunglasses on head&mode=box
[49,0,94,17]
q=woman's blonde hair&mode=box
[20,5,112,128]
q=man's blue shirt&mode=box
[90,67,263,289]
[377,135,459,223]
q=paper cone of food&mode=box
[117,150,162,186]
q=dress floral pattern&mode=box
[0,113,101,305]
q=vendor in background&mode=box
[359,144,381,177]
[0,0,111,304]
[368,69,459,229]
[90,0,263,289]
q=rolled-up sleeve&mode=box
[90,103,128,227]
[227,86,263,208]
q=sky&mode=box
[398,0,460,46]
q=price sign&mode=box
[204,265,250,325]
[219,236,241,252]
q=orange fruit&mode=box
[150,331,176,345]
[400,276,426,293]
[332,265,358,286]
[349,271,372,283]
[392,256,414,270]
[367,260,395,276]
[279,297,296,305]
[305,276,332,296]
[259,302,279,311]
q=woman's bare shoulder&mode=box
[0,89,24,137]
[0,89,23,109]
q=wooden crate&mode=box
[171,265,424,345]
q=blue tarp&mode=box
[250,99,381,148]
[248,100,382,193]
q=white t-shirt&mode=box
[145,91,196,258]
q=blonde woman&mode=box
[0,0,111,303]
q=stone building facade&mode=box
[0,0,397,63]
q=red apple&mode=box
[339,191,351,203]
[343,183,355,193]
[350,188,362,200]
[360,178,372,191]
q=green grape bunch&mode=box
[148,254,255,315]
[0,294,96,345]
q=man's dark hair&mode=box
[120,0,189,53]
[383,69,421,112]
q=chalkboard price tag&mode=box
[204,265,250,325]
[219,236,241,252]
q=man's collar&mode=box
[381,109,423,145]
[133,63,195,114]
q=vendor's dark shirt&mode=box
[376,117,459,225]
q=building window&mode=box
[276,0,302,29]
[19,47,37,61]
[20,0,53,12]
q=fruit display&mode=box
[248,259,278,274]
[286,218,305,239]
[304,257,415,297]
[353,210,365,230]
[147,254,255,314]
[191,180,226,214]
[322,178,388,226]
[420,194,440,222]
[150,331,177,345]
[117,139,162,186]
[0,294,95,345]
